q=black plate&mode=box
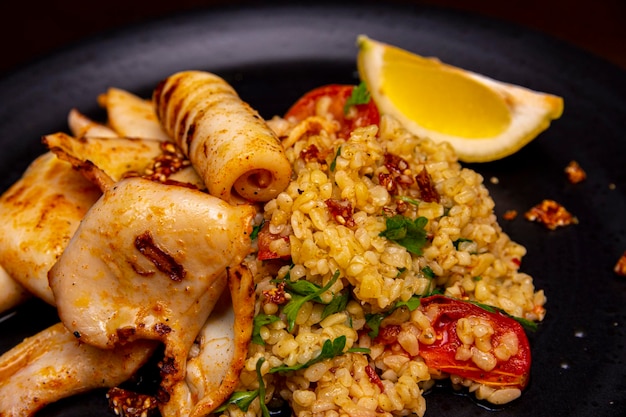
[1,2,625,416]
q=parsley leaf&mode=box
[453,237,473,250]
[214,357,267,413]
[213,389,260,413]
[282,270,341,332]
[394,195,421,206]
[379,215,429,255]
[322,290,349,320]
[257,358,270,417]
[421,266,435,278]
[269,335,347,373]
[343,82,371,114]
[330,146,341,172]
[250,219,264,240]
[394,295,422,311]
[365,312,386,338]
[284,279,326,300]
[252,314,281,345]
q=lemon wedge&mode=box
[356,35,564,162]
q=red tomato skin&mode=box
[284,84,380,139]
[418,295,532,390]
[256,222,290,261]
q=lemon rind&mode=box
[357,35,564,163]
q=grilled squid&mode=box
[0,109,172,308]
[153,70,292,202]
[0,152,102,305]
[97,87,171,141]
[0,322,156,417]
[0,265,30,313]
[67,108,118,139]
[43,132,204,189]
[48,172,256,404]
[160,264,255,417]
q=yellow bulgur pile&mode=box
[222,112,546,417]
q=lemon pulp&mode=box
[383,63,511,138]
[381,46,511,139]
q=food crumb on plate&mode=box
[564,160,586,184]
[524,199,578,230]
[503,209,518,221]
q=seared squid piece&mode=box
[153,70,292,202]
[0,265,30,313]
[67,108,118,138]
[48,176,256,405]
[98,87,171,141]
[161,264,255,417]
[0,110,161,308]
[0,322,156,417]
[43,132,204,189]
[0,152,101,305]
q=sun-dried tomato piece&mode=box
[365,364,385,392]
[263,281,288,305]
[524,199,578,230]
[383,153,414,187]
[107,387,158,417]
[415,168,440,203]
[564,160,586,184]
[325,198,356,227]
[300,144,331,165]
[378,172,397,194]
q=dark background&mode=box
[0,0,625,76]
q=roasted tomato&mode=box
[256,222,290,261]
[284,84,380,138]
[418,295,531,390]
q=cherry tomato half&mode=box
[284,84,380,139]
[418,295,531,389]
[375,295,531,390]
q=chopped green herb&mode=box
[282,270,341,332]
[250,220,264,240]
[453,238,473,250]
[343,82,371,114]
[213,389,260,413]
[330,146,341,172]
[214,357,267,413]
[395,195,421,206]
[321,290,349,320]
[395,295,422,312]
[270,335,347,373]
[256,358,270,417]
[421,266,435,279]
[284,279,325,300]
[365,312,385,338]
[379,215,429,255]
[252,314,281,345]
[348,347,371,354]
[396,267,407,278]
[472,276,482,282]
